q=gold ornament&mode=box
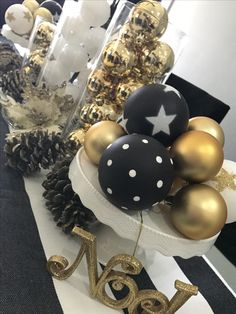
[188,116,225,146]
[22,0,39,13]
[87,68,112,96]
[34,7,53,23]
[84,121,126,165]
[80,103,106,125]
[28,51,44,74]
[129,1,168,41]
[102,40,136,76]
[119,22,135,48]
[68,128,88,146]
[171,184,227,240]
[116,78,143,108]
[140,41,175,79]
[47,226,198,313]
[35,21,55,46]
[170,131,224,183]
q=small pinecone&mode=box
[4,130,78,174]
[0,69,26,103]
[42,156,99,233]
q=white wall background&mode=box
[165,0,236,160]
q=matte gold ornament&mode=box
[84,121,126,165]
[140,41,175,79]
[188,116,225,146]
[34,7,53,23]
[116,78,143,108]
[171,184,227,240]
[129,0,168,41]
[87,68,112,96]
[170,131,224,183]
[80,103,106,125]
[102,40,136,76]
[22,0,39,13]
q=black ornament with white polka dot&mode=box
[40,0,62,22]
[98,134,174,210]
[120,84,189,147]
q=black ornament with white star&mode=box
[40,0,62,23]
[98,134,174,210]
[120,84,189,147]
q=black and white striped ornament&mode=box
[98,134,174,210]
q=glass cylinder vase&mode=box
[62,0,187,137]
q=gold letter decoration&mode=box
[47,227,198,313]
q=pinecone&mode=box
[4,129,79,174]
[42,156,99,233]
[0,69,26,103]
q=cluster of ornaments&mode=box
[4,0,62,37]
[76,78,228,241]
[43,0,110,87]
[79,0,174,127]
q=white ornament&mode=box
[84,27,106,58]
[5,4,34,35]
[61,16,89,45]
[58,44,88,72]
[44,60,70,86]
[78,0,110,27]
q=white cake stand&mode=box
[69,148,219,259]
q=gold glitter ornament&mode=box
[129,1,168,41]
[80,103,106,125]
[87,68,112,96]
[22,0,39,13]
[116,78,143,108]
[140,41,175,79]
[84,121,126,165]
[171,184,227,240]
[34,7,53,23]
[102,40,136,76]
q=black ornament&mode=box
[40,0,62,22]
[120,84,189,147]
[98,134,174,210]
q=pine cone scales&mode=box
[4,130,68,174]
[42,157,98,233]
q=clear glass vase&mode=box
[62,0,187,137]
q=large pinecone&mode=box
[42,157,99,233]
[4,129,78,174]
[0,69,26,103]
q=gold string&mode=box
[132,211,143,257]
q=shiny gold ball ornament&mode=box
[68,128,88,146]
[116,79,143,107]
[36,21,55,45]
[34,7,53,23]
[80,103,106,125]
[140,41,175,79]
[188,116,225,146]
[84,121,126,165]
[171,184,227,240]
[87,68,112,96]
[102,40,136,76]
[170,131,224,183]
[22,0,39,13]
[129,0,168,41]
